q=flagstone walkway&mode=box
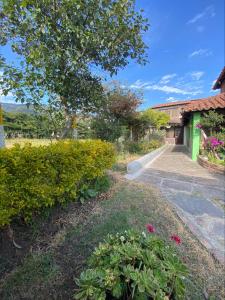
[133,145,225,263]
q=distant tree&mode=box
[129,109,169,141]
[76,118,93,139]
[140,109,170,129]
[107,84,142,124]
[3,106,66,139]
[0,0,149,137]
[92,84,142,142]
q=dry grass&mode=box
[5,138,55,148]
[112,152,141,173]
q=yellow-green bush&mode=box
[0,140,115,227]
[125,140,162,154]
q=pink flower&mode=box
[205,137,224,149]
[195,123,202,129]
[145,224,155,233]
[171,234,181,245]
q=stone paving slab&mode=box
[168,192,224,217]
[131,145,225,263]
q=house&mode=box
[151,100,189,145]
[152,67,225,160]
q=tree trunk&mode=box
[60,113,78,139]
[59,96,78,139]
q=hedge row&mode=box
[0,140,115,227]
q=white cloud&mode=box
[189,48,212,58]
[190,71,204,81]
[187,5,215,24]
[129,79,152,89]
[166,97,178,102]
[128,71,205,97]
[160,73,177,84]
[144,84,200,95]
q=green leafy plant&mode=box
[125,140,162,154]
[200,111,224,135]
[125,141,143,154]
[75,229,188,300]
[0,140,115,227]
[78,176,111,204]
[207,152,225,167]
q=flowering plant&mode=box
[75,228,187,300]
[205,136,224,149]
[203,136,224,161]
[195,123,202,129]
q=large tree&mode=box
[0,0,149,135]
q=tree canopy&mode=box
[200,110,224,135]
[0,0,149,118]
[140,108,170,129]
[92,83,142,142]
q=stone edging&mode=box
[198,155,225,175]
[125,145,168,180]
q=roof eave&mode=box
[212,81,221,90]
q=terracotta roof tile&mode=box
[213,67,225,90]
[152,100,191,109]
[183,93,225,112]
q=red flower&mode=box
[145,224,155,233]
[171,234,181,245]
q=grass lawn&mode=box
[0,174,224,300]
[5,138,54,148]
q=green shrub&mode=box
[78,175,112,204]
[208,152,225,166]
[75,230,188,300]
[141,140,162,153]
[148,130,166,143]
[125,141,142,154]
[126,140,162,154]
[0,140,115,227]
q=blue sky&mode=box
[1,0,224,109]
[112,0,224,108]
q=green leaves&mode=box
[75,230,188,299]
[140,109,170,130]
[1,0,149,116]
[200,110,224,132]
[0,140,115,227]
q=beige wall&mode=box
[156,105,185,124]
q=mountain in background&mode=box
[1,103,34,114]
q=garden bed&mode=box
[198,155,225,175]
[0,173,224,299]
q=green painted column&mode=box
[191,112,201,160]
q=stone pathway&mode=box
[133,145,225,263]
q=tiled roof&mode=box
[152,100,191,109]
[183,93,225,112]
[213,67,225,90]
